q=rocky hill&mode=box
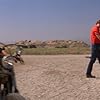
[15,40,89,48]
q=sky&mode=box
[0,0,100,43]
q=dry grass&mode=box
[22,47,90,55]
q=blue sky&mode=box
[0,0,100,43]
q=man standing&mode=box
[86,20,100,78]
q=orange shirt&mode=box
[91,25,100,44]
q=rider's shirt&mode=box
[91,25,100,44]
[0,48,4,58]
[0,48,4,65]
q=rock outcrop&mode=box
[15,40,89,48]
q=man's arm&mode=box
[95,32,100,40]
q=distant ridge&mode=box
[0,40,90,55]
[0,40,89,48]
[15,40,89,48]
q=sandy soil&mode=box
[14,55,100,100]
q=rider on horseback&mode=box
[0,47,19,93]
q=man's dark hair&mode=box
[96,20,100,24]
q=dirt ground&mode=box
[14,55,100,100]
